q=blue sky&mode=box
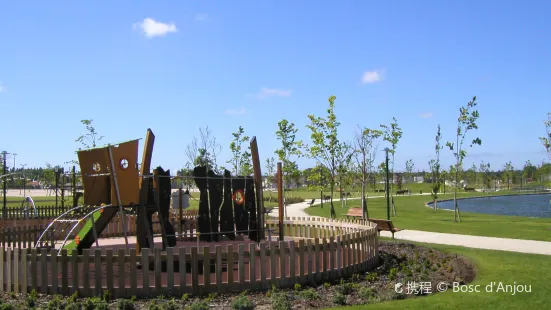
[1,1,550,175]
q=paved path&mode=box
[271,195,551,256]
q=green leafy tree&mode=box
[75,119,104,150]
[479,161,490,192]
[228,126,252,176]
[275,119,303,206]
[503,161,514,190]
[523,160,537,182]
[405,159,414,189]
[380,117,402,216]
[306,95,341,219]
[353,127,383,219]
[428,124,443,210]
[540,112,551,160]
[336,141,354,208]
[446,96,482,222]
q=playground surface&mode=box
[275,196,551,256]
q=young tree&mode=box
[380,117,402,216]
[228,126,252,176]
[275,119,303,206]
[264,157,276,202]
[75,119,104,150]
[428,124,443,210]
[185,126,222,172]
[446,96,482,222]
[540,112,551,160]
[336,141,354,208]
[503,161,514,190]
[479,161,490,192]
[306,95,342,219]
[353,127,383,219]
[405,159,414,190]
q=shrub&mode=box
[333,293,346,305]
[335,281,354,295]
[297,288,319,300]
[117,298,136,310]
[103,289,112,302]
[189,300,210,310]
[323,282,331,289]
[45,295,64,310]
[359,286,376,300]
[181,293,190,302]
[82,297,109,310]
[232,295,254,310]
[271,292,292,310]
[365,272,378,282]
[162,299,179,310]
[25,289,39,308]
[389,268,398,280]
[0,301,14,310]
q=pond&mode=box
[431,194,551,218]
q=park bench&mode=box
[396,189,410,195]
[345,207,364,219]
[323,195,332,201]
[464,187,476,192]
[370,218,401,239]
[306,198,316,206]
[375,189,386,193]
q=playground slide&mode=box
[63,207,120,252]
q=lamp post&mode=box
[2,151,8,218]
[21,164,27,197]
[384,148,390,220]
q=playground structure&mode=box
[0,129,379,298]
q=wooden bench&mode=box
[306,198,316,206]
[374,189,386,193]
[345,207,363,219]
[370,218,401,239]
[323,195,331,201]
[396,189,410,195]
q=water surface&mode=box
[431,194,551,218]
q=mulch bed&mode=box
[0,241,476,309]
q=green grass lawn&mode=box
[305,192,551,241]
[337,239,551,310]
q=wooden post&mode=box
[178,187,183,239]
[250,137,265,241]
[277,162,284,241]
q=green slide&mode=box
[63,207,120,252]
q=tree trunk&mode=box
[330,176,336,219]
[454,163,461,222]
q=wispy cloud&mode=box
[195,13,211,22]
[256,87,293,99]
[0,83,5,93]
[133,18,177,38]
[419,112,433,119]
[224,107,247,116]
[361,69,384,84]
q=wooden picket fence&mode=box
[0,217,378,297]
[1,205,67,220]
[1,211,200,249]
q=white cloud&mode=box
[0,83,6,93]
[195,14,211,22]
[256,87,292,99]
[224,107,247,115]
[133,18,177,38]
[420,112,433,118]
[361,70,383,84]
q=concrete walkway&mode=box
[271,195,551,256]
